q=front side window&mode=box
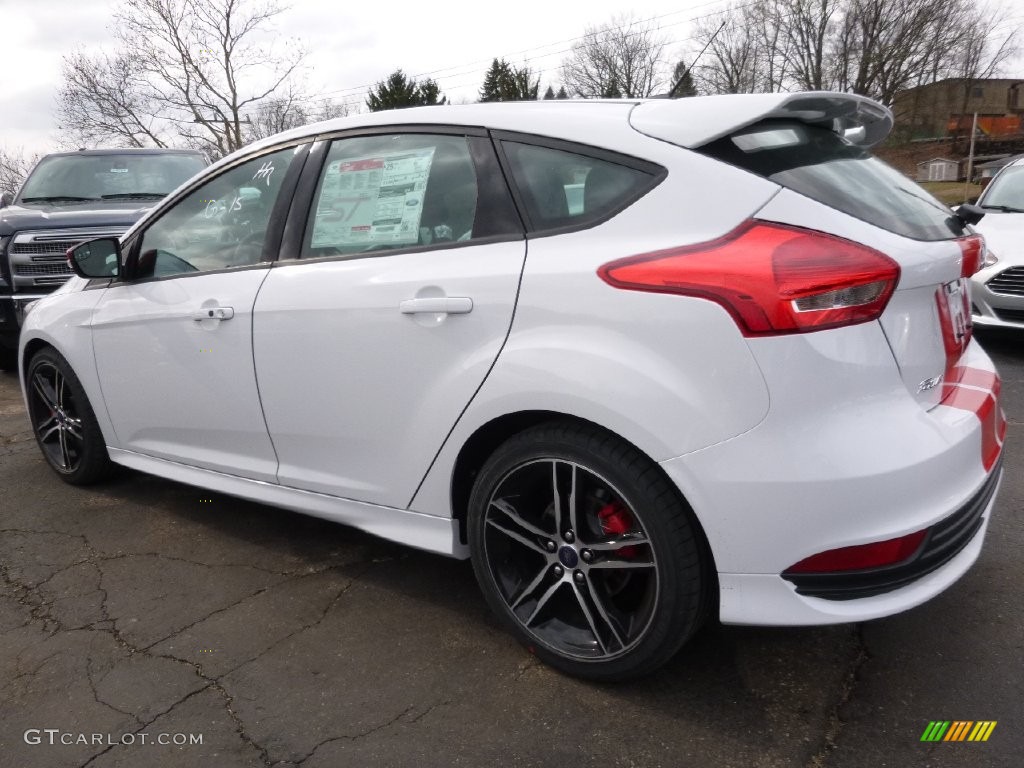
[135,147,297,278]
[302,134,479,258]
[501,141,658,231]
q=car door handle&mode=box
[399,297,474,314]
[192,306,235,321]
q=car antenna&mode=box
[666,20,726,99]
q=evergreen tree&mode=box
[555,86,568,99]
[479,58,513,102]
[366,69,446,111]
[542,85,555,100]
[478,58,540,101]
[417,78,446,106]
[670,61,698,97]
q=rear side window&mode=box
[501,141,658,232]
[700,121,963,241]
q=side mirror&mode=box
[953,203,985,227]
[0,192,11,208]
[67,237,121,279]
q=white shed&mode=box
[916,158,960,182]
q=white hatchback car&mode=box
[972,154,1024,328]
[20,94,1005,681]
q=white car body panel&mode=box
[253,240,526,507]
[90,270,279,482]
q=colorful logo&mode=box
[920,721,997,742]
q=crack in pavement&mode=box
[77,684,216,768]
[806,625,869,768]
[2,527,381,768]
[274,700,453,767]
[86,656,145,729]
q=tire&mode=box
[25,347,112,485]
[468,421,708,682]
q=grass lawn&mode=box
[919,181,984,206]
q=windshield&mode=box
[699,121,964,241]
[18,153,206,202]
[980,166,1024,211]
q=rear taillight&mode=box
[598,221,900,336]
[783,529,927,574]
[958,234,985,278]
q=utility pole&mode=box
[963,111,978,203]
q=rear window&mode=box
[501,141,659,232]
[700,121,964,241]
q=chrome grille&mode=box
[6,228,125,291]
[13,262,74,277]
[987,266,1024,297]
[11,241,80,255]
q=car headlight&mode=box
[23,299,40,316]
[983,248,999,268]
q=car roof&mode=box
[250,100,641,150]
[240,92,892,163]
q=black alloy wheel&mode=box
[469,422,707,681]
[26,348,112,484]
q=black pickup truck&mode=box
[0,148,207,369]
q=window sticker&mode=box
[311,147,435,248]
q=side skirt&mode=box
[108,448,468,558]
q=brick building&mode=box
[892,78,1024,140]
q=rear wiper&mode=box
[100,192,167,200]
[20,195,99,203]
[980,204,1024,213]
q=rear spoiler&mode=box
[629,92,893,149]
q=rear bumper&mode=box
[659,327,1004,626]
[717,498,993,626]
[781,461,1000,601]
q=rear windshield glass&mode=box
[700,121,963,241]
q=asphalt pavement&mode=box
[0,330,1020,768]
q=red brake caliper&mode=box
[597,502,637,558]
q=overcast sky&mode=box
[0,0,720,155]
[2,0,1021,157]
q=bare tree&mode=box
[58,51,170,148]
[779,0,840,90]
[561,14,669,98]
[693,0,1017,107]
[0,148,42,199]
[59,0,308,159]
[692,6,762,94]
[244,91,348,143]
